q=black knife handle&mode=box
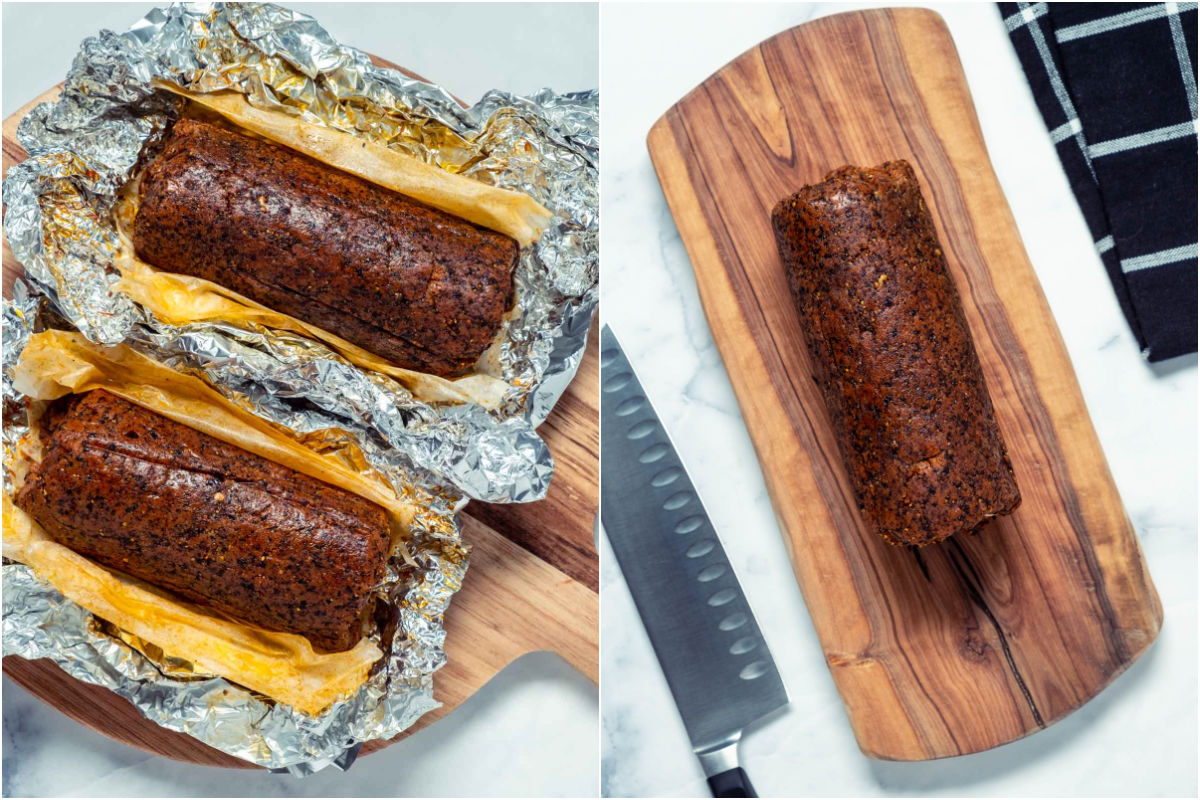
[707,767,757,798]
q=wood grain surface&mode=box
[2,55,597,768]
[647,8,1161,762]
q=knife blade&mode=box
[600,325,788,798]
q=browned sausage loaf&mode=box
[14,390,391,652]
[771,160,1020,546]
[133,118,519,378]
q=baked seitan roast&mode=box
[133,118,519,378]
[14,390,392,652]
[771,160,1020,546]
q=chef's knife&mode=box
[600,325,788,798]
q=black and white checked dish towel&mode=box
[999,2,1198,362]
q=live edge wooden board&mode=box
[647,9,1161,762]
[1,56,598,768]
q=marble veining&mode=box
[600,2,1196,797]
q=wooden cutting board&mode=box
[647,8,1161,762]
[2,55,598,768]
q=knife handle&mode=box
[707,767,757,798]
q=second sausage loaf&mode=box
[771,160,1020,546]
[14,390,392,652]
[133,118,520,378]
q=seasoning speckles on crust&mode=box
[771,160,1020,547]
[14,390,392,652]
[134,118,519,378]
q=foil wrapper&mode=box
[4,0,598,500]
[2,1,596,774]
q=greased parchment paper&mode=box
[4,290,464,772]
[4,0,598,501]
[1,2,597,774]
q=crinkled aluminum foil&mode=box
[2,268,465,776]
[2,1,596,774]
[4,0,598,499]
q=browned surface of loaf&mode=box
[14,390,392,652]
[133,118,518,377]
[771,160,1020,546]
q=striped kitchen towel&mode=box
[999,2,1198,362]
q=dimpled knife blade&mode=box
[600,325,787,797]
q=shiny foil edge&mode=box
[2,281,470,772]
[1,0,595,774]
[4,1,598,504]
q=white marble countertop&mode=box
[1,3,598,797]
[599,2,1197,797]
